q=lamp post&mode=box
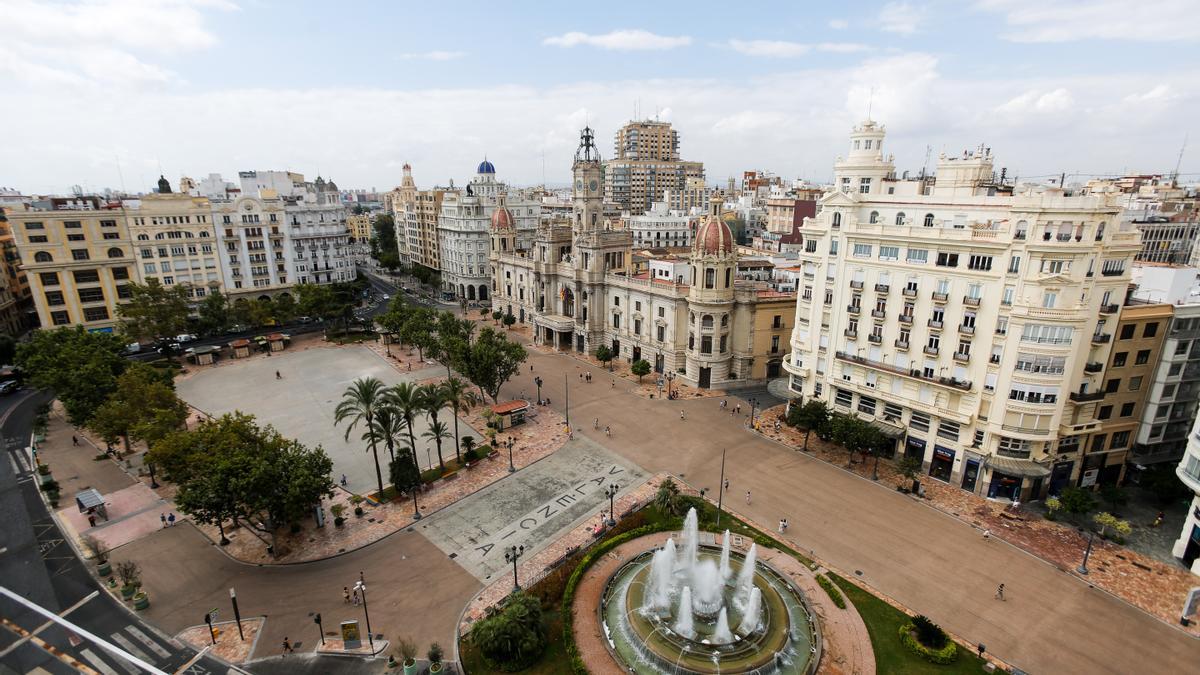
[229,587,244,641]
[313,612,325,645]
[605,484,618,526]
[666,371,675,398]
[410,479,422,520]
[354,573,374,652]
[534,376,543,403]
[1077,530,1096,575]
[507,438,516,473]
[147,461,159,489]
[716,447,726,527]
[505,545,525,592]
[564,372,570,430]
[749,398,758,425]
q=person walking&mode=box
[343,586,351,603]
[72,435,79,446]
[275,370,281,380]
[745,490,752,504]
[778,519,785,533]
[282,637,293,656]
[341,474,348,487]
[611,380,615,388]
[593,418,599,429]
[579,373,584,381]
[167,512,176,527]
[680,410,686,420]
[720,400,727,409]
[604,426,611,437]
[352,586,361,605]
[995,583,1005,601]
[160,513,167,529]
[782,518,788,532]
[724,478,729,491]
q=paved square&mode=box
[417,436,649,582]
[177,346,478,495]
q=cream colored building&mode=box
[1172,414,1200,574]
[0,209,31,335]
[784,121,1140,500]
[387,164,448,272]
[8,195,134,332]
[605,120,705,215]
[126,189,223,301]
[348,213,372,242]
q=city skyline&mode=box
[2,0,1198,194]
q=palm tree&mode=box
[418,381,447,460]
[422,420,451,473]
[385,382,423,480]
[441,377,478,465]
[334,377,388,497]
[369,406,407,465]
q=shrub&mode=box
[36,463,51,476]
[330,503,345,518]
[1094,511,1132,539]
[116,560,141,588]
[471,591,546,670]
[816,574,845,609]
[911,615,947,649]
[348,494,364,505]
[1059,487,1096,516]
[900,619,958,664]
[354,505,364,516]
[40,479,59,493]
[396,637,417,665]
[427,642,444,665]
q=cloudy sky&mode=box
[2,0,1197,194]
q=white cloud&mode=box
[879,2,923,34]
[0,0,234,87]
[398,51,466,61]
[1123,84,1178,103]
[977,0,1200,42]
[996,88,1075,115]
[727,40,869,57]
[543,30,692,51]
[829,19,849,29]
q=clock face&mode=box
[575,179,583,191]
[589,179,598,192]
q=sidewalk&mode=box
[756,403,1200,638]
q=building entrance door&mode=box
[699,367,711,388]
[961,459,980,493]
[654,354,664,373]
[632,346,641,362]
[1048,461,1073,496]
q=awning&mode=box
[986,456,1052,478]
[75,488,104,511]
[868,418,905,439]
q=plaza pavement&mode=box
[177,345,480,496]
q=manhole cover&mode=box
[449,552,458,559]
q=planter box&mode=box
[97,561,112,577]
[403,661,418,675]
[120,585,137,600]
[132,593,150,611]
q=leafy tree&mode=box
[422,420,451,473]
[175,468,237,545]
[232,298,272,328]
[461,435,477,460]
[197,292,231,335]
[442,377,477,464]
[0,333,16,365]
[1093,511,1133,539]
[491,310,503,325]
[1059,486,1097,516]
[378,252,401,272]
[460,328,527,402]
[595,344,613,371]
[334,377,389,498]
[16,327,127,424]
[384,382,424,479]
[389,447,421,495]
[654,478,683,516]
[88,363,187,457]
[1099,485,1128,514]
[295,283,344,334]
[788,400,830,451]
[271,293,298,325]
[401,307,437,360]
[630,359,651,382]
[502,313,516,329]
[371,213,396,259]
[897,457,923,485]
[471,591,546,670]
[1138,463,1193,507]
[117,279,191,348]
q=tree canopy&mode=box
[88,363,188,454]
[117,279,191,345]
[459,327,527,402]
[197,292,231,335]
[16,326,128,424]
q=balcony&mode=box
[868,334,883,344]
[1084,362,1103,373]
[899,314,914,324]
[875,283,890,293]
[923,346,940,356]
[928,319,944,329]
[1070,389,1105,403]
[963,295,981,307]
[835,350,972,391]
[932,291,949,302]
[895,339,910,350]
[850,280,864,290]
[956,322,976,335]
[871,309,887,319]
[847,305,861,315]
[1091,333,1112,344]
[1101,269,1124,277]
[844,329,858,339]
[953,351,971,363]
[1099,304,1119,314]
[902,287,918,298]
[989,354,1001,364]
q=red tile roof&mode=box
[491,400,530,415]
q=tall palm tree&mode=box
[334,377,388,497]
[369,405,407,464]
[422,420,451,473]
[441,377,478,465]
[418,382,447,460]
[384,382,423,479]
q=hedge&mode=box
[899,622,958,664]
[815,574,845,609]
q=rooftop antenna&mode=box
[921,145,932,179]
[1172,133,1188,183]
[867,86,876,120]
[114,151,127,195]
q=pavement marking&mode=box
[0,590,99,657]
[79,648,120,675]
[126,625,172,660]
[172,646,209,675]
[108,632,152,669]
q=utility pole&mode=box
[716,448,726,527]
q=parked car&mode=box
[175,333,198,343]
[123,342,142,354]
[0,380,20,395]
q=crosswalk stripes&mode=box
[107,633,150,674]
[78,648,119,675]
[124,625,172,660]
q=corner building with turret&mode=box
[489,128,795,387]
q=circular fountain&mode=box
[601,508,820,674]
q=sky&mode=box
[1,0,1198,195]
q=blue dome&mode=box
[477,159,495,174]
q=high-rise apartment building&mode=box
[8,195,134,332]
[1172,414,1200,574]
[387,164,447,273]
[605,120,704,215]
[783,120,1140,501]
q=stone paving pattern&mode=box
[176,618,263,664]
[755,403,1200,639]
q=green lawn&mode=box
[830,574,1003,674]
[459,610,566,675]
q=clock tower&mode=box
[572,126,603,235]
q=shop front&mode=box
[987,470,1022,500]
[985,456,1052,501]
[1048,461,1074,496]
[961,457,981,493]
[929,445,955,482]
[905,436,927,462]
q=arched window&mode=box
[869,211,879,224]
[185,231,194,238]
[725,268,731,287]
[106,247,124,258]
[721,314,729,327]
[832,212,842,228]
[33,251,52,262]
[704,268,715,289]
[701,315,714,329]
[923,213,935,228]
[895,212,906,226]
[155,233,165,239]
[136,234,149,241]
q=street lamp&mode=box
[505,545,525,592]
[410,480,422,521]
[507,437,516,473]
[1077,530,1096,575]
[605,484,619,526]
[749,398,758,425]
[354,573,374,652]
[716,448,726,527]
[666,371,676,398]
[533,376,543,403]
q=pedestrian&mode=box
[352,587,361,605]
[72,435,79,446]
[343,586,351,603]
[1154,510,1165,527]
[745,490,752,504]
[593,418,599,429]
[88,514,97,527]
[167,512,176,527]
[341,473,348,487]
[604,426,611,437]
[530,364,534,372]
[580,373,584,381]
[736,404,742,415]
[720,399,726,408]
[982,529,990,540]
[611,380,615,388]
[275,370,281,380]
[587,372,592,382]
[680,410,686,420]
[782,518,788,532]
[995,583,1005,601]
[724,478,729,491]
[160,513,167,528]
[282,637,293,655]
[778,519,785,533]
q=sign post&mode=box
[229,588,244,641]
[203,609,218,645]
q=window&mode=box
[968,254,993,271]
[859,178,871,193]
[834,388,853,407]
[51,310,70,325]
[25,221,44,230]
[71,249,90,261]
[1135,349,1150,365]
[1002,286,1014,305]
[700,335,712,354]
[73,270,100,284]
[657,326,665,341]
[63,221,81,229]
[39,272,59,286]
[906,248,928,264]
[1143,322,1159,338]
[107,247,124,258]
[720,335,727,353]
[869,211,879,224]
[1098,405,1112,420]
[879,246,899,261]
[1008,256,1020,273]
[936,420,960,441]
[704,268,715,289]
[832,212,841,227]
[33,251,53,263]
[44,290,65,306]
[1129,376,1142,391]
[1020,324,1073,345]
[1014,353,1066,374]
[77,287,105,303]
[923,213,935,227]
[66,234,85,241]
[1120,324,1135,340]
[895,212,906,226]
[28,235,48,243]
[83,306,109,322]
[1042,259,1068,274]
[997,437,1031,458]
[116,285,132,299]
[909,412,931,432]
[1042,291,1057,308]
[857,396,876,415]
[935,252,959,267]
[1120,402,1135,417]
[853,243,872,258]
[1104,378,1120,393]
